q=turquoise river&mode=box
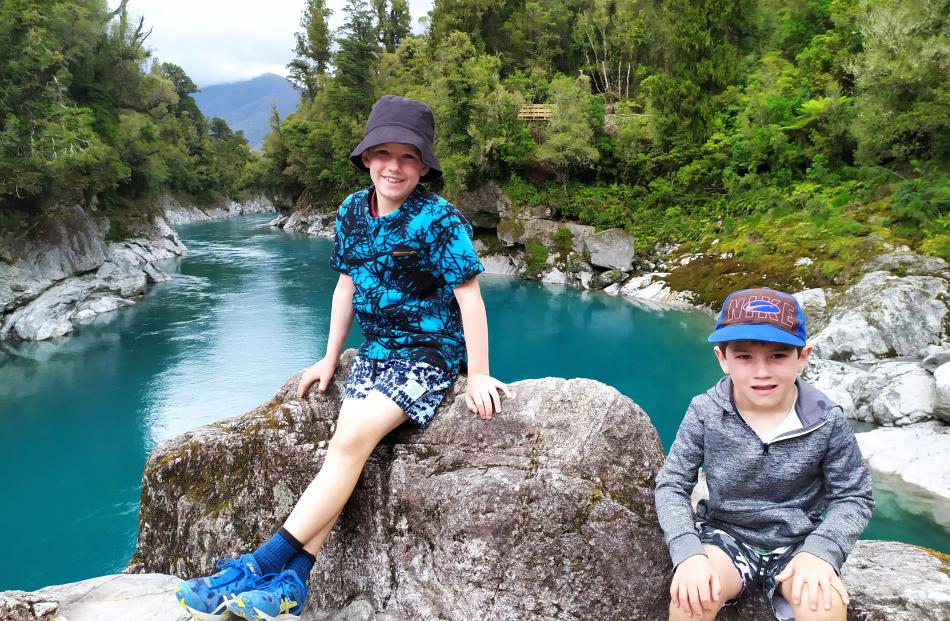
[1,213,947,591]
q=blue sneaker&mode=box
[225,569,308,621]
[176,554,263,621]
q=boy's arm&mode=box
[654,402,707,567]
[297,274,355,397]
[453,277,511,419]
[800,411,875,570]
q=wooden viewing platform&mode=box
[517,104,555,121]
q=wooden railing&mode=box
[517,104,555,121]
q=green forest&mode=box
[0,0,250,234]
[2,0,948,297]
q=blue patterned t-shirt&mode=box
[329,186,484,372]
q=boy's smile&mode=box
[361,143,430,215]
[714,340,812,417]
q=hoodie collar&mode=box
[709,376,838,428]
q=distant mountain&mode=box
[193,73,300,149]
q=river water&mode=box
[1,214,947,591]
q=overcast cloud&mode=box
[114,1,434,87]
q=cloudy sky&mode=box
[114,0,434,87]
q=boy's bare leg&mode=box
[780,581,846,621]
[282,391,407,545]
[301,510,343,556]
[669,545,743,621]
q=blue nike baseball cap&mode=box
[708,288,807,347]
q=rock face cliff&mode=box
[129,352,673,619]
[0,200,185,340]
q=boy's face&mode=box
[714,340,812,415]
[361,143,430,210]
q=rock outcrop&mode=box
[277,208,335,238]
[0,574,189,621]
[0,201,185,341]
[162,193,275,225]
[8,541,949,620]
[130,352,672,619]
[801,253,950,429]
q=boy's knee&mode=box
[328,416,376,458]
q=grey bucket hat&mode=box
[350,95,442,182]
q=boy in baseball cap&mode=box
[655,288,873,621]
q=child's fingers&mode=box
[711,570,721,602]
[465,393,476,413]
[670,580,680,607]
[830,576,849,605]
[806,578,820,611]
[687,585,705,617]
[819,576,833,610]
[497,380,513,398]
[791,574,806,605]
[488,386,501,414]
[775,566,791,583]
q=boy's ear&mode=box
[713,345,730,375]
[419,163,430,177]
[361,150,372,167]
[797,343,814,373]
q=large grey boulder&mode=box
[838,540,950,621]
[811,271,948,362]
[129,353,671,620]
[583,228,635,272]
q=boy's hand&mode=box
[776,551,849,612]
[465,373,511,420]
[670,554,721,618]
[297,356,337,398]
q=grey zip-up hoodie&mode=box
[655,377,874,571]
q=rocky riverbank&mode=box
[4,358,947,620]
[0,194,274,341]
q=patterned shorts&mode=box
[341,355,457,428]
[698,521,803,621]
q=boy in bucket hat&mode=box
[177,95,510,621]
[655,288,873,621]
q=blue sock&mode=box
[253,527,302,574]
[285,550,316,584]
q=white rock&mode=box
[856,421,950,500]
[540,268,567,284]
[802,357,869,418]
[603,283,621,296]
[934,362,950,422]
[795,257,813,266]
[811,272,948,362]
[583,228,635,271]
[858,361,935,426]
[479,254,518,276]
[812,311,890,361]
[618,273,696,309]
[3,573,190,621]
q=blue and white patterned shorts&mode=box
[342,355,457,428]
[698,521,803,621]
